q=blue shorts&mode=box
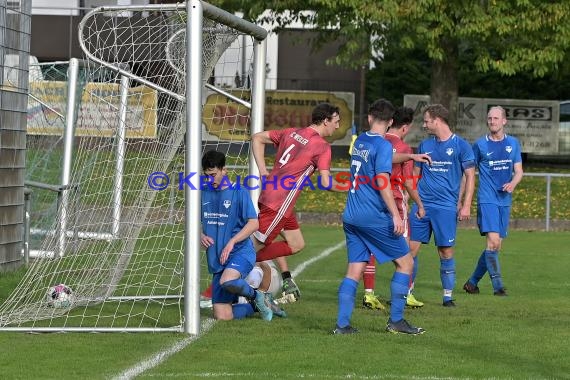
[478,203,511,238]
[410,204,458,247]
[212,254,254,304]
[343,222,409,265]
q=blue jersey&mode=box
[473,134,522,206]
[415,134,475,210]
[343,132,394,226]
[201,186,257,274]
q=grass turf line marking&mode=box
[291,241,346,278]
[112,240,345,380]
[112,318,215,380]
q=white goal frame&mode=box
[0,0,267,335]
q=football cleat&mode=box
[442,300,456,307]
[254,290,273,321]
[494,288,508,296]
[386,319,425,335]
[363,293,387,311]
[266,293,287,318]
[199,295,212,309]
[282,277,301,300]
[274,292,297,304]
[463,281,480,294]
[332,325,359,335]
[405,294,424,308]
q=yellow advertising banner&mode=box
[202,90,354,143]
[27,81,157,138]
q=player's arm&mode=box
[251,131,273,176]
[200,230,214,249]
[404,178,424,218]
[377,172,405,235]
[458,167,475,221]
[393,152,432,165]
[458,174,466,211]
[503,162,523,193]
[220,217,259,264]
[318,168,348,192]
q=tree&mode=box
[213,0,570,126]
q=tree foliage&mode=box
[213,0,570,123]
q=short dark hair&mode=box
[202,150,226,171]
[368,99,395,122]
[423,104,449,125]
[391,106,414,129]
[311,102,340,125]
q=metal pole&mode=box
[23,188,32,265]
[545,175,551,231]
[249,38,267,205]
[112,75,129,238]
[59,58,80,258]
[184,0,203,335]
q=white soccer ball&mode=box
[46,284,74,308]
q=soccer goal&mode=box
[0,0,267,334]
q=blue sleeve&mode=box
[512,138,522,164]
[472,141,481,164]
[240,189,258,220]
[375,140,393,175]
[460,139,476,170]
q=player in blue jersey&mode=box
[333,99,428,335]
[409,104,476,307]
[463,106,523,296]
[200,150,274,321]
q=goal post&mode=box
[0,1,267,334]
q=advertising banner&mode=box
[27,81,158,138]
[404,95,559,154]
[202,90,355,145]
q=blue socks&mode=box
[390,272,410,322]
[484,250,503,291]
[232,303,255,319]
[221,278,255,299]
[469,250,488,286]
[336,278,358,328]
[412,256,419,283]
[440,258,456,302]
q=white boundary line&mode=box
[112,240,346,380]
[113,318,216,380]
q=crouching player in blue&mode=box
[201,150,273,321]
[463,106,523,296]
[333,99,428,335]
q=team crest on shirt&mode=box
[505,146,512,153]
[223,200,231,209]
[446,148,454,156]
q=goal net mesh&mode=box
[0,4,258,331]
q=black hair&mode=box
[391,106,414,129]
[368,99,395,122]
[201,150,226,171]
[311,102,340,125]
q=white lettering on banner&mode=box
[404,95,560,154]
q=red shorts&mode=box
[253,203,300,245]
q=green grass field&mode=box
[0,226,569,379]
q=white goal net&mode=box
[0,1,267,333]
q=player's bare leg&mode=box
[277,229,304,300]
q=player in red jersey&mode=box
[251,103,346,300]
[361,106,426,310]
